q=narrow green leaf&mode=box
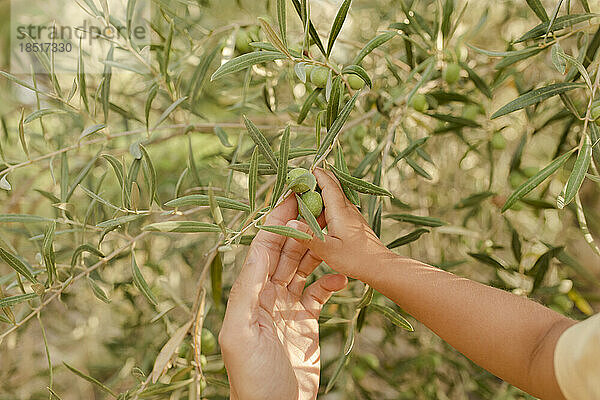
[63,362,117,398]
[405,157,432,180]
[96,214,147,229]
[356,286,374,308]
[315,91,360,162]
[0,293,38,308]
[140,145,157,206]
[327,77,342,130]
[79,124,106,141]
[152,96,188,130]
[441,0,454,39]
[558,135,591,208]
[258,17,291,58]
[249,147,259,212]
[468,252,507,269]
[297,88,323,124]
[42,222,56,285]
[277,0,287,46]
[272,126,290,207]
[131,253,158,306]
[390,137,429,168]
[244,116,278,170]
[341,64,372,88]
[369,304,413,331]
[66,153,99,202]
[0,214,53,223]
[71,244,105,268]
[87,277,110,304]
[502,150,575,212]
[145,83,158,131]
[18,109,28,158]
[387,228,429,249]
[211,252,223,307]
[427,113,480,127]
[491,83,585,119]
[352,31,396,65]
[0,248,36,284]
[0,176,11,191]
[327,0,352,57]
[330,165,392,197]
[455,191,495,209]
[526,0,549,22]
[296,194,325,241]
[211,51,285,81]
[334,145,360,205]
[551,44,567,74]
[385,213,445,227]
[531,246,563,292]
[516,14,597,43]
[214,126,232,147]
[290,0,326,56]
[102,154,125,190]
[257,224,312,240]
[165,195,250,212]
[459,61,492,98]
[143,221,221,233]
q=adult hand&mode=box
[219,195,347,400]
[288,168,397,282]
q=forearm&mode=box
[360,255,574,399]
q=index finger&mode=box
[314,168,350,211]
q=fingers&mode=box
[301,274,348,318]
[314,168,349,211]
[287,219,343,262]
[222,245,270,332]
[287,250,322,296]
[254,194,299,275]
[270,235,309,287]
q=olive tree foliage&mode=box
[0,0,599,398]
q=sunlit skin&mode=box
[219,194,347,400]
[221,168,575,400]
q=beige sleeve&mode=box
[554,313,600,400]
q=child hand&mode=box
[287,168,397,281]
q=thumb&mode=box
[301,274,348,318]
[286,219,342,262]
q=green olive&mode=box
[287,168,314,193]
[235,29,253,54]
[522,166,538,178]
[410,93,429,113]
[201,328,217,354]
[509,171,526,189]
[462,104,480,120]
[491,132,507,150]
[310,66,329,88]
[348,74,366,90]
[443,63,461,84]
[300,190,323,218]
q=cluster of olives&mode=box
[286,168,323,218]
[302,64,365,90]
[409,63,462,113]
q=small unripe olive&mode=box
[462,104,480,120]
[361,353,380,369]
[300,190,323,218]
[235,29,252,54]
[443,63,461,84]
[348,74,365,90]
[491,132,507,150]
[287,167,313,193]
[351,366,367,381]
[410,93,429,113]
[201,328,217,354]
[522,166,538,178]
[310,66,329,88]
[509,171,526,189]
